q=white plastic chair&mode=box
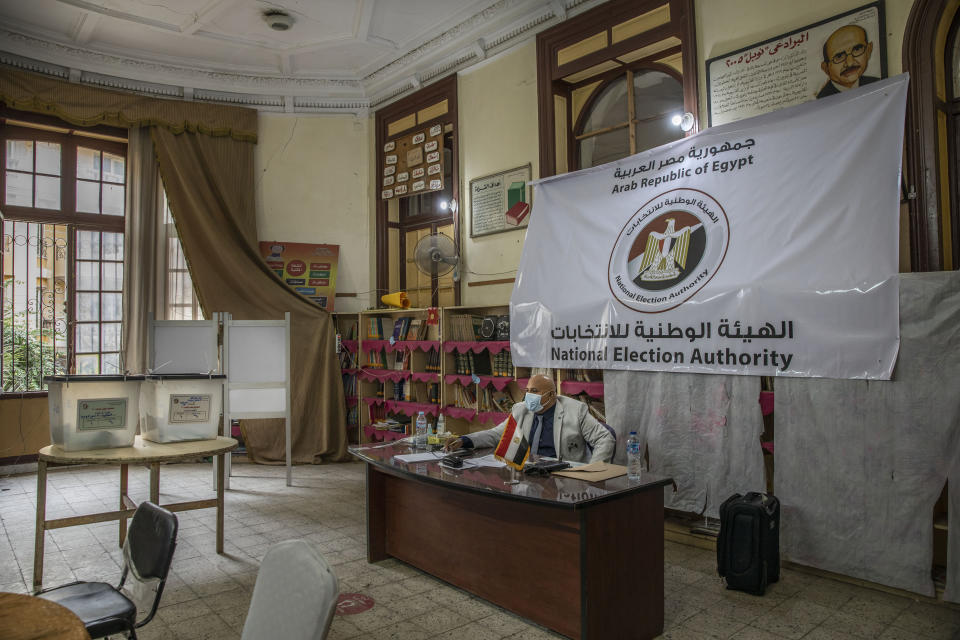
[240,539,339,640]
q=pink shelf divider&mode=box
[362,397,385,407]
[443,341,511,354]
[410,372,439,383]
[759,391,774,416]
[443,406,477,420]
[359,369,411,383]
[392,340,441,352]
[515,378,529,390]
[341,368,360,375]
[363,425,407,442]
[476,411,509,425]
[341,339,357,353]
[561,380,605,398]
[444,374,475,386]
[475,376,513,391]
[761,441,774,454]
[361,339,391,352]
[385,400,440,417]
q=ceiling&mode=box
[0,0,598,115]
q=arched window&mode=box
[575,67,685,169]
[536,0,698,178]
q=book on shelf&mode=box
[366,349,385,369]
[392,318,404,342]
[479,388,513,412]
[574,392,606,422]
[404,318,426,340]
[367,316,385,340]
[425,348,441,372]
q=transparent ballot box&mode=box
[140,374,225,443]
[45,375,144,451]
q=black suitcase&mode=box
[717,492,780,595]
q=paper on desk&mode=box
[462,454,506,468]
[393,451,445,463]
[552,462,626,482]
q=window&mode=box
[536,0,697,177]
[161,189,202,321]
[375,75,460,308]
[576,68,685,169]
[1,115,127,391]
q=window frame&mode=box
[536,0,698,178]
[1,111,128,393]
[902,0,960,271]
[374,75,460,307]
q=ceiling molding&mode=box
[0,0,608,115]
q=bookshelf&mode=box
[357,307,441,443]
[334,313,361,443]
[440,305,527,436]
[555,368,606,424]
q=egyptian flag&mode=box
[493,415,530,470]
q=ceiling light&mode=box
[263,10,294,31]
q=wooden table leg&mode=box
[33,460,47,592]
[119,463,128,547]
[216,452,225,554]
[150,463,160,503]
[366,464,388,562]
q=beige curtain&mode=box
[150,127,348,463]
[0,68,256,141]
[121,127,164,373]
[2,67,348,463]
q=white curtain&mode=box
[777,271,960,601]
[121,126,165,373]
[605,371,765,516]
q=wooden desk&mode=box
[0,592,90,640]
[350,442,672,640]
[34,436,237,591]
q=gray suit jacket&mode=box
[466,395,615,463]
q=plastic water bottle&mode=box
[415,411,427,448]
[626,431,643,480]
[436,413,446,436]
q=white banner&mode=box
[511,75,908,380]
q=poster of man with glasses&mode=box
[706,3,885,126]
[816,24,879,98]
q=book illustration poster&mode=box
[259,241,339,311]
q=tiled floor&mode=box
[0,458,958,640]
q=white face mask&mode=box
[524,392,543,412]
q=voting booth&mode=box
[222,312,292,487]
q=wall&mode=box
[457,39,540,308]
[255,113,372,312]
[695,0,914,120]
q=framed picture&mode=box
[469,164,532,238]
[706,2,886,126]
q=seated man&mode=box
[444,374,614,463]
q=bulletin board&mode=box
[469,164,532,238]
[259,242,338,311]
[380,123,445,200]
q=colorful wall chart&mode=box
[259,241,339,311]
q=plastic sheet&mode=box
[777,272,960,601]
[605,371,764,516]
